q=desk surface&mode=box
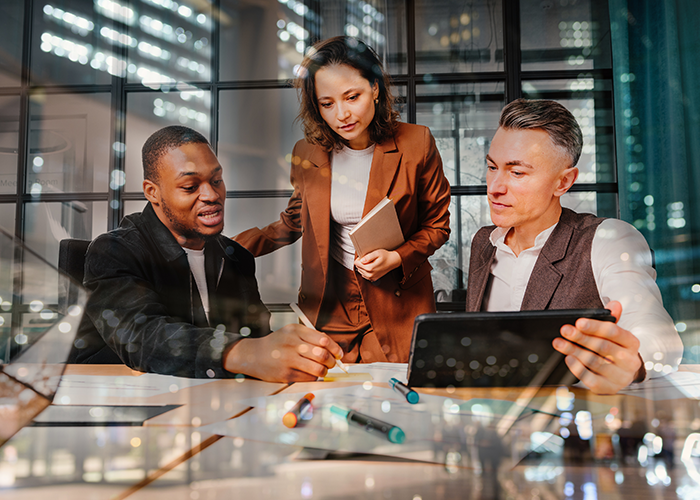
[2,364,700,499]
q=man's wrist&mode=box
[633,353,646,383]
[223,337,252,375]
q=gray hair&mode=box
[499,98,583,168]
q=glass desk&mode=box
[2,363,700,500]
[2,226,697,498]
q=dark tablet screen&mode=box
[407,309,615,388]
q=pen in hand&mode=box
[289,302,349,373]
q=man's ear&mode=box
[554,167,578,198]
[143,179,160,205]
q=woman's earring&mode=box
[374,98,379,104]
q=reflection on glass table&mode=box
[0,226,85,446]
[2,362,700,498]
[1,226,700,497]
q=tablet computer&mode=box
[406,309,615,388]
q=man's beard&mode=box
[161,199,223,243]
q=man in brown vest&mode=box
[466,99,683,395]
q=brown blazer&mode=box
[234,122,451,362]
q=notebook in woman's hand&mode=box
[349,197,405,257]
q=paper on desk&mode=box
[201,382,544,462]
[323,372,373,382]
[55,373,215,404]
[323,362,407,382]
[618,369,700,400]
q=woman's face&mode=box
[314,64,379,150]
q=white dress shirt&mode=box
[484,218,684,379]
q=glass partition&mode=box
[26,93,112,194]
[416,82,505,187]
[218,88,302,192]
[30,0,113,86]
[22,202,108,296]
[127,0,213,87]
[0,97,21,195]
[415,0,504,74]
[0,226,85,445]
[219,0,407,81]
[0,1,24,87]
[124,89,211,192]
[520,0,612,71]
[225,197,301,305]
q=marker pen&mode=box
[389,377,419,404]
[330,405,405,444]
[283,393,315,428]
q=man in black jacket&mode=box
[70,126,342,381]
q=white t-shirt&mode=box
[329,144,375,269]
[183,247,210,323]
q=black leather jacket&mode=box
[69,203,271,378]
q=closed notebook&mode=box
[349,197,405,257]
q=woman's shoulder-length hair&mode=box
[294,36,400,151]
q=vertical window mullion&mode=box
[10,0,34,360]
[503,0,522,103]
[406,0,417,124]
[210,0,222,153]
[108,49,127,231]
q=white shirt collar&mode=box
[489,223,559,255]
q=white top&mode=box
[183,247,210,323]
[329,144,375,269]
[484,218,684,380]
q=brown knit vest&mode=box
[466,208,606,312]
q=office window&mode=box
[520,0,612,71]
[218,88,301,191]
[416,82,504,186]
[125,89,212,192]
[0,97,21,195]
[1,0,621,357]
[0,2,24,87]
[224,197,301,305]
[27,93,112,194]
[416,82,504,293]
[219,0,407,81]
[23,201,108,291]
[0,203,16,298]
[30,0,113,85]
[522,79,615,184]
[126,0,214,86]
[415,0,504,74]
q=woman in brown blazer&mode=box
[234,36,451,363]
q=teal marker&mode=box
[389,377,419,404]
[330,405,405,444]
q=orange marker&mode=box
[283,393,315,428]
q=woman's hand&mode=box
[354,249,402,282]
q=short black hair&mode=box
[142,125,210,182]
